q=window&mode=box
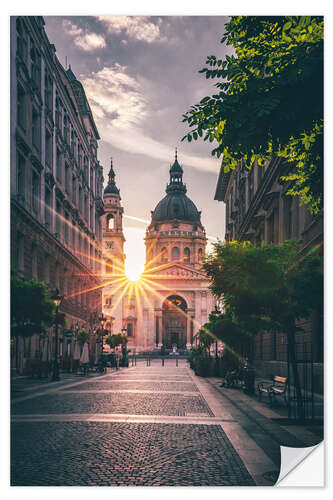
[127,324,133,337]
[72,176,76,204]
[16,18,28,63]
[30,45,41,91]
[31,171,40,214]
[17,153,25,200]
[44,69,53,112]
[45,129,52,167]
[83,239,88,264]
[78,144,81,167]
[31,246,38,279]
[90,205,93,230]
[72,222,76,250]
[65,163,70,194]
[78,232,82,256]
[16,233,25,273]
[78,186,82,211]
[107,214,114,230]
[161,247,168,263]
[105,296,112,307]
[64,212,69,244]
[90,167,94,190]
[64,114,69,144]
[17,84,26,129]
[55,95,62,130]
[44,254,50,285]
[84,195,88,220]
[284,197,293,239]
[55,200,61,236]
[89,243,92,269]
[171,247,180,261]
[258,164,264,185]
[71,129,75,155]
[198,248,203,262]
[32,109,41,151]
[268,212,275,243]
[56,149,62,182]
[84,157,89,183]
[44,187,52,228]
[105,259,112,274]
[183,247,190,264]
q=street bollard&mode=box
[162,358,164,367]
[146,357,148,367]
[132,355,134,366]
[176,358,178,367]
[135,356,136,366]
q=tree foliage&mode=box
[182,16,323,214]
[11,270,55,337]
[203,240,323,417]
[77,330,90,343]
[203,240,323,329]
[105,333,127,349]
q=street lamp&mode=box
[51,289,64,381]
[121,327,127,336]
[99,313,106,354]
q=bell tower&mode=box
[102,159,125,277]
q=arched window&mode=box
[198,248,203,262]
[105,259,112,274]
[107,214,114,230]
[183,247,190,264]
[161,247,168,263]
[171,246,180,261]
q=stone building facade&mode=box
[10,16,104,372]
[102,153,215,353]
[214,156,323,391]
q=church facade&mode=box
[102,153,215,353]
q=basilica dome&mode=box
[151,153,201,223]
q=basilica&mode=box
[101,152,215,353]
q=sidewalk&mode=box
[204,376,323,469]
[11,367,117,400]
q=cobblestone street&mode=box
[11,359,301,486]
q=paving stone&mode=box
[11,422,255,486]
[61,381,199,392]
[12,392,213,417]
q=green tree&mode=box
[11,270,55,338]
[77,330,90,344]
[11,270,56,371]
[203,240,323,418]
[182,16,323,214]
[105,333,127,349]
[197,326,215,352]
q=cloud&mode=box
[62,20,106,52]
[81,64,147,127]
[97,16,165,43]
[82,64,219,175]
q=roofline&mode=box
[214,164,231,201]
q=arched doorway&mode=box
[162,295,187,350]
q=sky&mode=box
[44,16,230,278]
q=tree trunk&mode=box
[286,325,304,420]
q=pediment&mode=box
[143,262,208,280]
